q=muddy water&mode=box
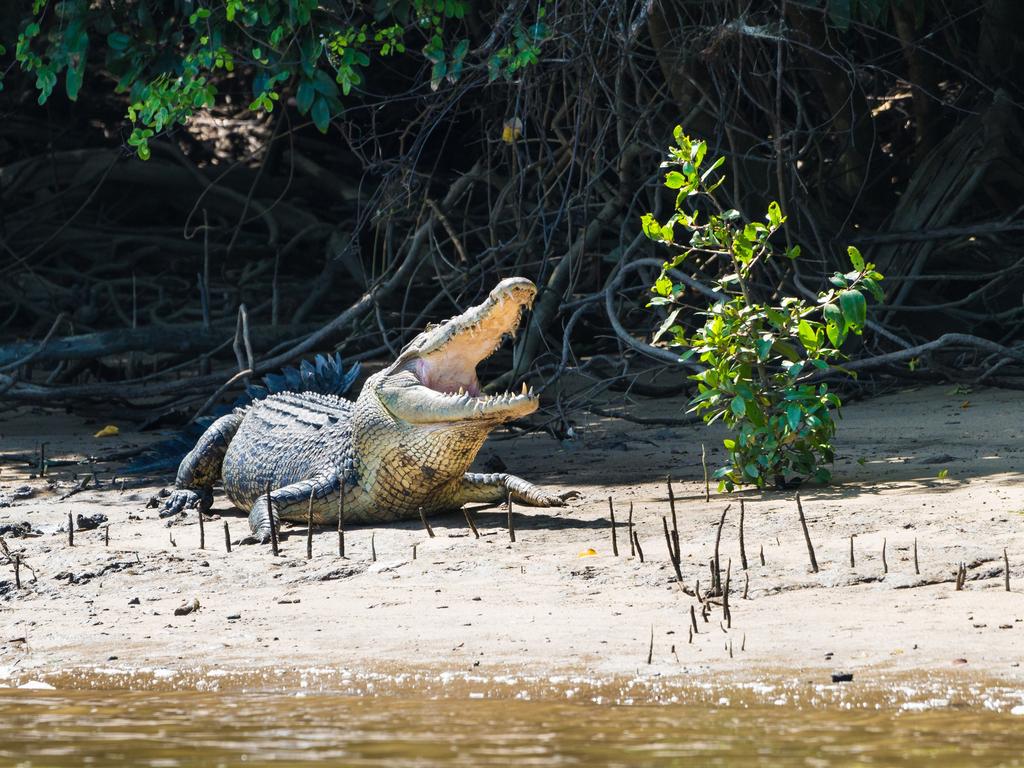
[3,680,1024,767]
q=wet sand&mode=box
[1,385,1022,699]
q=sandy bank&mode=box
[1,385,1022,696]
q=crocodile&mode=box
[162,277,571,541]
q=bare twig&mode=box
[795,493,818,573]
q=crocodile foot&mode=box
[160,488,211,518]
[237,527,273,546]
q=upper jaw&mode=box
[377,277,539,424]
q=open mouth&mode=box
[381,278,540,423]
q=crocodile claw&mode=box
[238,528,273,545]
[160,489,205,518]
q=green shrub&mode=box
[8,1,551,158]
[644,128,884,491]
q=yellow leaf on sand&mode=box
[577,548,597,558]
[94,425,119,438]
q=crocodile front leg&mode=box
[162,412,244,518]
[453,472,577,507]
[243,470,341,544]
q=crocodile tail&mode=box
[122,353,361,475]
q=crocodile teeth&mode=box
[521,382,527,395]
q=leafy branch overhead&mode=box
[645,129,885,492]
[10,0,551,156]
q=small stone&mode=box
[128,597,140,605]
[831,672,854,683]
[173,598,200,616]
[227,614,241,620]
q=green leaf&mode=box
[861,277,884,302]
[693,141,706,168]
[847,245,864,271]
[664,171,685,189]
[744,463,760,479]
[296,80,315,114]
[107,32,131,51]
[767,201,783,228]
[700,155,725,182]
[723,438,736,450]
[652,307,682,343]
[786,403,801,431]
[730,396,747,417]
[641,213,661,240]
[65,63,84,101]
[311,97,330,133]
[755,337,772,362]
[839,289,867,330]
[797,319,818,350]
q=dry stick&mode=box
[662,518,683,581]
[700,444,710,502]
[419,506,435,538]
[743,571,749,599]
[13,555,21,589]
[729,639,733,659]
[39,442,47,477]
[627,503,635,557]
[104,525,110,547]
[914,538,920,575]
[608,497,618,557]
[506,493,516,543]
[688,626,693,644]
[759,544,765,566]
[337,488,346,558]
[306,489,314,561]
[723,558,732,628]
[67,512,73,547]
[647,625,654,665]
[223,521,232,553]
[849,535,855,568]
[169,531,176,548]
[882,538,888,574]
[671,524,682,572]
[741,634,746,652]
[412,543,418,560]
[1004,548,1011,592]
[738,500,748,570]
[463,507,480,539]
[795,493,819,573]
[690,604,699,635]
[266,483,278,557]
[370,532,377,562]
[198,510,205,550]
[632,530,645,563]
[666,476,679,558]
[712,505,731,595]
